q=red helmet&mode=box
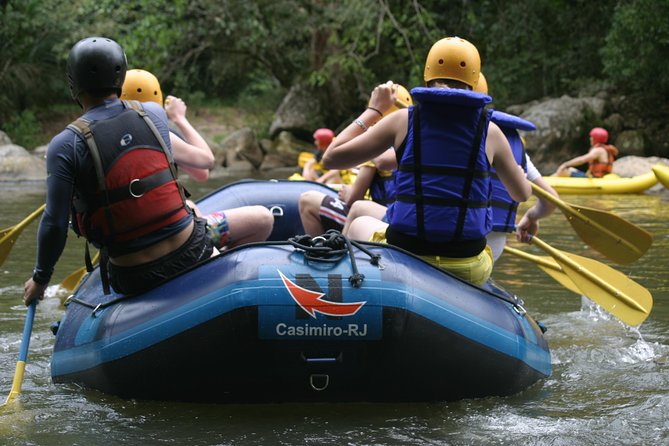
[589,127,609,144]
[313,128,335,147]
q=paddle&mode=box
[60,252,100,291]
[530,183,652,264]
[2,302,37,406]
[529,235,652,327]
[0,204,46,267]
[503,245,582,295]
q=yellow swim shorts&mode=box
[370,229,493,286]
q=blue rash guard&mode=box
[33,98,192,284]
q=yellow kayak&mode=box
[544,170,658,194]
[652,163,669,188]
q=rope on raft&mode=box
[288,230,381,288]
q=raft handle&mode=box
[309,374,330,391]
[269,205,284,218]
[513,303,527,317]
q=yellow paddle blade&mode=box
[503,246,582,295]
[566,204,652,264]
[60,252,100,292]
[0,231,19,268]
[3,361,26,405]
[60,266,88,292]
[0,204,46,267]
[0,226,12,238]
[531,236,652,326]
[530,183,652,264]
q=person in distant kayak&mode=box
[323,36,531,285]
[302,128,340,183]
[553,127,619,178]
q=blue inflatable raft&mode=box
[51,180,551,403]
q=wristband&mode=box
[367,106,383,117]
[32,270,50,285]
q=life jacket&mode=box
[588,143,618,177]
[385,87,492,257]
[68,100,189,257]
[490,111,535,233]
[369,169,396,206]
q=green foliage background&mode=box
[2,0,669,147]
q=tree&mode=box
[602,0,669,98]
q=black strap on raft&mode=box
[288,230,381,288]
[453,108,489,240]
[83,243,111,295]
[411,104,426,239]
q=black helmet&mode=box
[66,37,127,100]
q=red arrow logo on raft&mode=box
[278,270,366,318]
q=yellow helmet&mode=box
[121,69,163,105]
[393,84,413,109]
[370,84,414,116]
[474,72,488,95]
[423,36,481,89]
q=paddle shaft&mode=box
[3,302,36,405]
[503,245,562,272]
[503,245,583,296]
[1,204,46,237]
[0,204,46,267]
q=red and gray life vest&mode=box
[490,111,535,233]
[68,100,189,256]
[385,87,492,256]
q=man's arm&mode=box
[25,132,76,304]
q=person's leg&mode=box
[299,191,326,235]
[342,201,387,236]
[346,216,388,242]
[224,206,274,248]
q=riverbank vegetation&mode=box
[2,0,668,152]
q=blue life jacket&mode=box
[489,111,536,232]
[385,87,492,257]
[369,169,396,205]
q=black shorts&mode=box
[109,217,214,295]
[319,195,350,232]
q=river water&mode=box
[1,175,667,445]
